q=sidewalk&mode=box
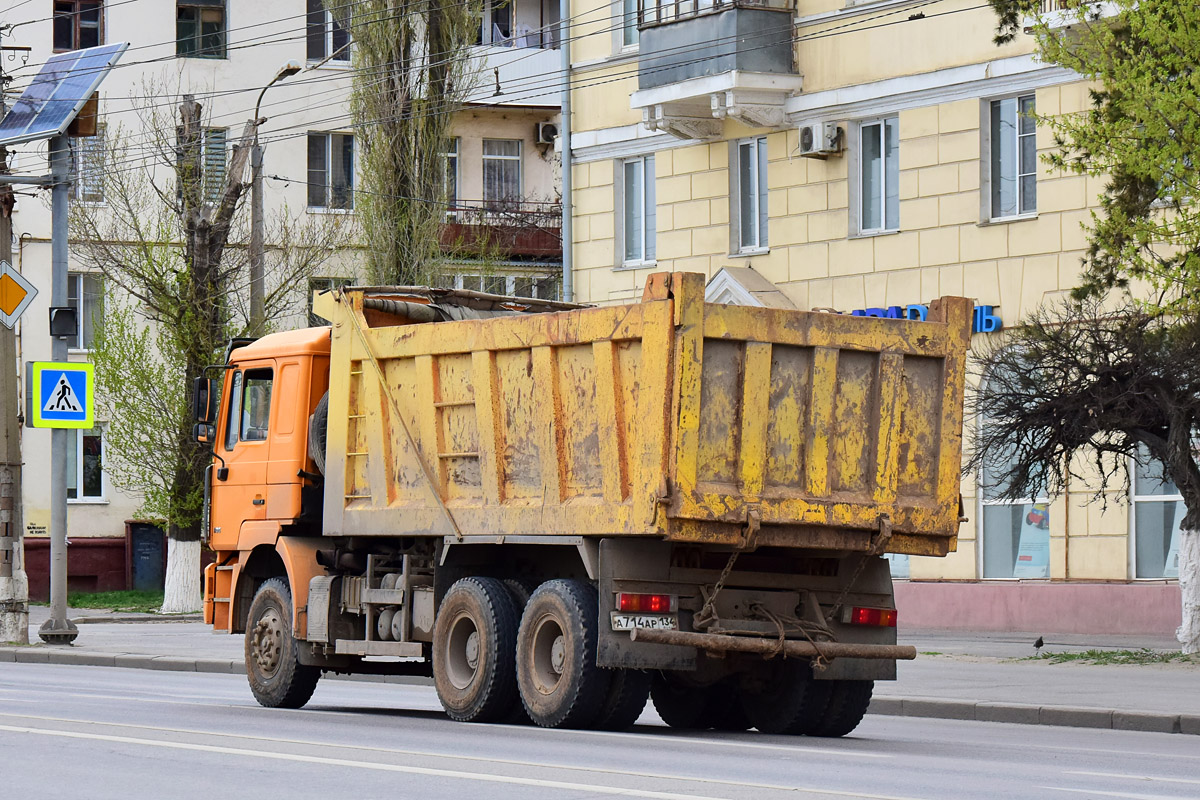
[3,607,1197,735]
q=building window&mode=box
[67,427,104,501]
[445,137,460,212]
[307,132,355,210]
[735,136,768,252]
[67,273,103,351]
[306,0,350,63]
[859,117,899,233]
[990,94,1037,219]
[482,139,522,208]
[478,0,513,45]
[70,128,105,203]
[177,1,226,58]
[1132,448,1182,579]
[54,1,102,51]
[622,154,656,264]
[307,277,351,326]
[978,401,1050,578]
[621,0,639,47]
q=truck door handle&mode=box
[253,498,265,506]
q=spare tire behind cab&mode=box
[308,391,329,475]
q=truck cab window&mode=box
[241,370,273,442]
[224,371,243,451]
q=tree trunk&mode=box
[161,525,201,613]
[1179,528,1200,654]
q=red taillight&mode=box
[616,593,676,613]
[848,606,897,627]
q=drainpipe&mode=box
[559,0,573,302]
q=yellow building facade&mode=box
[565,0,1181,632]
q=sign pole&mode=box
[38,135,77,644]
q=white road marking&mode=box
[0,722,931,800]
[1065,772,1200,787]
[0,711,904,797]
[1045,789,1182,800]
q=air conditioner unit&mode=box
[798,122,842,158]
[536,122,559,145]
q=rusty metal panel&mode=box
[318,277,970,557]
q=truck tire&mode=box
[433,577,520,723]
[516,579,610,729]
[499,578,538,725]
[808,680,873,737]
[308,391,329,475]
[593,669,651,731]
[650,674,747,730]
[245,578,321,709]
[739,662,826,735]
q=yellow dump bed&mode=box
[315,272,972,557]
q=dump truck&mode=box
[197,271,972,736]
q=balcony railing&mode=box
[440,200,562,260]
[639,0,793,28]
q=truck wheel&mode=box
[739,662,826,735]
[703,678,752,731]
[308,391,329,474]
[516,579,610,729]
[593,669,651,731]
[499,578,538,725]
[808,680,873,737]
[433,577,520,723]
[245,578,321,709]
[650,672,712,729]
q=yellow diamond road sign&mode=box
[0,260,37,330]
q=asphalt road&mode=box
[1,663,1198,800]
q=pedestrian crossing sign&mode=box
[26,361,94,429]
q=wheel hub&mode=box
[465,631,480,670]
[550,635,565,674]
[251,608,284,676]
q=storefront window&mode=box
[980,438,1050,578]
[1132,449,1182,579]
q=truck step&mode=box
[334,639,423,658]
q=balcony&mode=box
[466,42,564,107]
[1025,1,1120,33]
[440,201,562,260]
[630,0,802,139]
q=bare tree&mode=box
[69,90,347,612]
[969,297,1200,653]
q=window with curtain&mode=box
[483,139,522,208]
[66,273,103,351]
[859,117,899,233]
[66,427,104,501]
[71,127,105,203]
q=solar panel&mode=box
[0,42,128,148]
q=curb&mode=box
[3,646,1194,735]
[866,696,1199,736]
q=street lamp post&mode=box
[249,60,302,334]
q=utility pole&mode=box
[249,60,300,335]
[0,140,28,645]
[37,135,76,644]
[0,39,29,644]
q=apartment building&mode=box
[564,0,1179,633]
[2,0,563,597]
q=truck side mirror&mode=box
[193,377,216,423]
[193,422,216,443]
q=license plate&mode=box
[610,613,678,631]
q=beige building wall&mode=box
[565,0,1163,584]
